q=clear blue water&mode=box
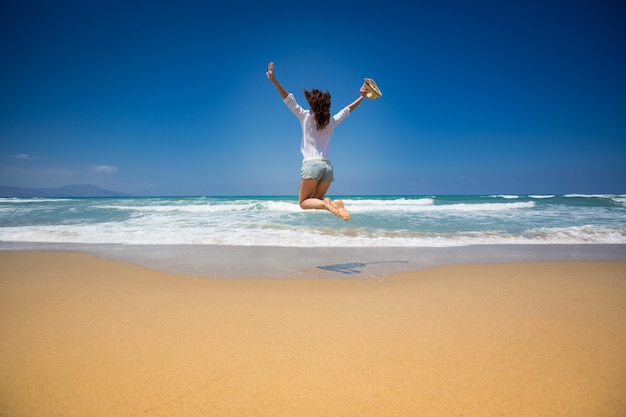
[1,194,625,247]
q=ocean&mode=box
[1,194,625,247]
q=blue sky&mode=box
[1,0,624,196]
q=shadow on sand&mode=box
[317,260,409,275]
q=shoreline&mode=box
[1,251,625,416]
[1,241,625,278]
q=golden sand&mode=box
[1,251,625,416]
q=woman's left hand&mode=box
[266,62,276,81]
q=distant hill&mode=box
[0,184,131,197]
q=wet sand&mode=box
[1,251,625,416]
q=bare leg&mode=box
[299,179,331,210]
[298,180,349,220]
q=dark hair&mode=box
[304,89,331,130]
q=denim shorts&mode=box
[301,159,334,182]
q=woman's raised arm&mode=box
[347,84,368,112]
[266,62,289,100]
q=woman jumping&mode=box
[266,62,367,220]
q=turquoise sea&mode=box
[1,194,625,247]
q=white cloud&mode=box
[11,153,37,160]
[92,165,118,174]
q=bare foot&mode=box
[335,200,350,221]
[324,197,343,219]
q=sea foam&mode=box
[0,195,624,247]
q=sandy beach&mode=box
[1,251,625,416]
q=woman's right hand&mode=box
[359,83,368,97]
